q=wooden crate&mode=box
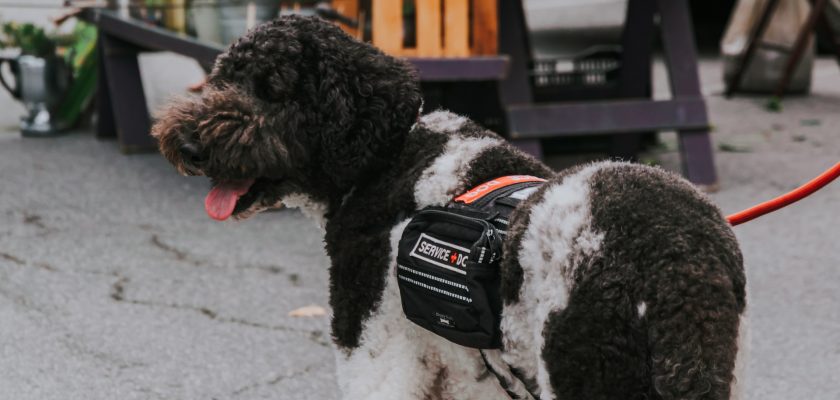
[331,0,361,38]
[370,0,498,57]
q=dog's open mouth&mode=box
[204,179,258,221]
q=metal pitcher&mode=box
[0,54,71,136]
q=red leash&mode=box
[727,162,840,226]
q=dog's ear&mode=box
[314,39,422,189]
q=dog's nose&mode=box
[179,143,206,164]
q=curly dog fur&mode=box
[153,16,747,400]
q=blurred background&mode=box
[0,1,838,399]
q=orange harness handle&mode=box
[727,162,840,226]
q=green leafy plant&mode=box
[764,97,783,113]
[0,22,57,58]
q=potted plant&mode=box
[0,22,75,136]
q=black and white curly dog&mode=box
[153,16,748,400]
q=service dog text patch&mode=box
[409,233,470,275]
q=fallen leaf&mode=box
[717,143,751,153]
[289,305,327,317]
[764,97,782,112]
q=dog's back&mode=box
[500,162,746,400]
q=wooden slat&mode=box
[416,0,443,56]
[507,98,709,138]
[332,0,359,37]
[443,0,469,57]
[471,0,497,55]
[372,0,403,55]
[407,56,508,81]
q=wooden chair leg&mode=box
[724,0,782,97]
[774,0,829,98]
[101,34,155,153]
[815,10,840,69]
[96,34,117,139]
[817,13,840,70]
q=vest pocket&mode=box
[396,208,502,349]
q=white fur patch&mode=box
[334,219,509,399]
[282,193,328,228]
[420,110,469,133]
[637,302,647,317]
[335,219,437,399]
[500,163,605,400]
[414,135,501,207]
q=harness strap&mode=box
[452,177,547,399]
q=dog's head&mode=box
[153,16,422,221]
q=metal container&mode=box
[0,54,71,136]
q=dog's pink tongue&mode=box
[205,179,255,221]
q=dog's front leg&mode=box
[332,220,441,400]
[333,301,442,400]
[333,221,511,400]
[335,301,508,400]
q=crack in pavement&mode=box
[0,251,55,272]
[59,336,147,371]
[150,234,195,265]
[110,276,128,301]
[22,211,47,230]
[230,364,317,397]
[1,251,25,265]
[148,234,292,276]
[0,284,50,315]
[20,210,56,237]
[33,261,57,272]
[109,276,329,345]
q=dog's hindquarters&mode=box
[500,162,747,400]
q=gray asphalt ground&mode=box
[1,50,840,400]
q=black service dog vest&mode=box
[397,175,546,349]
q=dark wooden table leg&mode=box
[610,0,657,160]
[658,0,717,187]
[724,0,781,98]
[100,34,155,153]
[95,33,117,139]
[498,0,543,160]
